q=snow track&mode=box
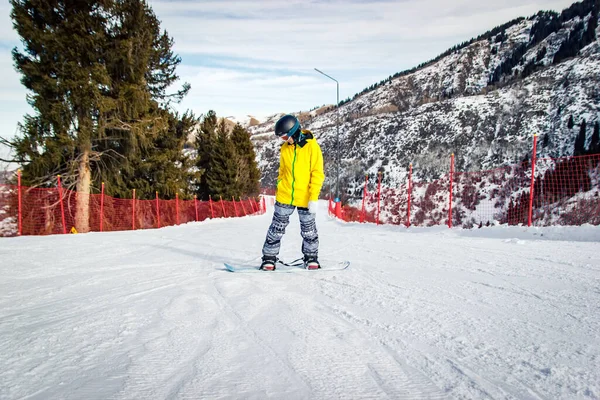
[0,201,599,399]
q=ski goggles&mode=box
[276,120,300,141]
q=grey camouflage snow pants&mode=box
[262,201,319,258]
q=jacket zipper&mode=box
[290,144,297,205]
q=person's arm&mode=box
[308,142,325,201]
[276,150,284,192]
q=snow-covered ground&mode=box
[0,200,599,399]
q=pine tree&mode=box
[195,114,260,200]
[230,123,260,197]
[95,0,190,198]
[589,121,600,155]
[574,119,587,156]
[8,0,112,232]
[568,115,574,129]
[195,111,219,199]
[204,119,238,199]
[122,110,199,200]
[5,0,190,230]
[542,133,549,148]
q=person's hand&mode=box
[308,201,318,214]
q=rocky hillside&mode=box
[249,0,600,200]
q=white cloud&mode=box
[149,0,576,119]
[0,2,18,43]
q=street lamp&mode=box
[314,68,340,201]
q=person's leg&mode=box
[261,202,296,268]
[298,207,319,268]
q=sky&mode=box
[0,0,577,165]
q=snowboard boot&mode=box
[303,255,320,270]
[260,255,277,271]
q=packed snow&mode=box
[0,200,599,399]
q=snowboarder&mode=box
[260,115,325,270]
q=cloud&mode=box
[0,2,18,44]
[153,0,575,119]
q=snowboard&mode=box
[224,260,350,273]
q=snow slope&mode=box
[0,201,599,399]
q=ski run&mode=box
[0,200,599,399]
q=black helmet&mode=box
[274,115,300,138]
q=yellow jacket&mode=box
[275,130,325,208]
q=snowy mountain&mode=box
[249,1,600,198]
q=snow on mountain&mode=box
[250,3,600,201]
[225,114,263,128]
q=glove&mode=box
[308,201,318,214]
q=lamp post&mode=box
[314,68,340,201]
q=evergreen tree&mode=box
[195,111,218,199]
[204,118,238,200]
[230,123,260,197]
[568,115,574,129]
[574,119,587,156]
[8,0,112,232]
[195,113,261,200]
[5,0,190,231]
[95,0,190,198]
[122,110,199,200]
[535,46,547,63]
[583,4,598,45]
[589,121,600,155]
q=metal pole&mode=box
[528,135,538,227]
[57,175,67,234]
[100,182,104,232]
[407,164,412,228]
[17,170,22,236]
[132,189,136,230]
[448,154,454,228]
[314,68,340,201]
[156,191,161,228]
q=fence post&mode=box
[376,171,382,225]
[262,197,266,213]
[132,189,136,230]
[156,191,161,228]
[448,154,454,228]
[209,195,215,219]
[57,175,67,234]
[406,163,412,228]
[100,182,104,232]
[528,134,538,227]
[335,200,342,219]
[176,193,180,225]
[232,196,239,217]
[240,197,248,216]
[220,195,227,217]
[360,175,368,223]
[17,170,22,236]
[194,195,199,221]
